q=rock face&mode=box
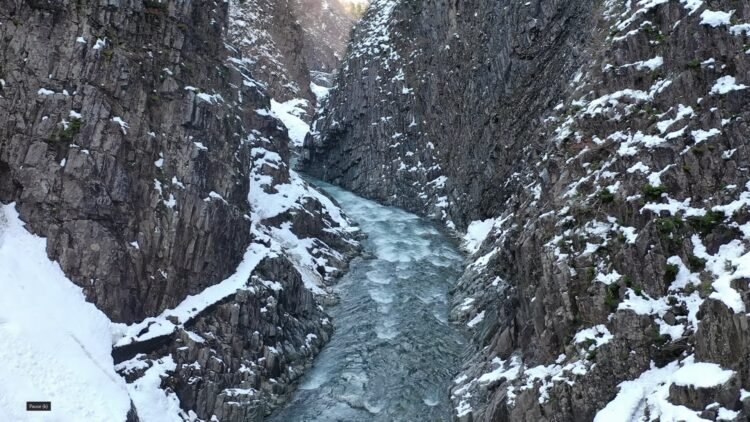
[229,0,315,104]
[290,0,359,74]
[228,0,359,114]
[0,0,359,420]
[305,0,597,227]
[137,256,338,421]
[306,0,750,420]
[1,0,259,324]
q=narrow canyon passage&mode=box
[270,179,467,421]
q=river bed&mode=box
[269,180,467,421]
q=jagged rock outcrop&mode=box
[306,0,750,420]
[120,256,337,421]
[0,0,359,420]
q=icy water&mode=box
[269,180,467,421]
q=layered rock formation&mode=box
[305,0,750,420]
[0,0,359,420]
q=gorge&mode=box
[3,0,750,421]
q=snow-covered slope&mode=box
[0,204,132,421]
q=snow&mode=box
[718,408,740,421]
[270,98,310,147]
[310,82,330,102]
[113,242,268,347]
[196,92,223,104]
[680,0,703,14]
[111,116,129,134]
[248,148,357,292]
[618,289,670,316]
[594,361,681,422]
[672,362,734,388]
[692,235,746,313]
[574,324,613,349]
[37,88,54,95]
[595,355,732,422]
[76,36,86,43]
[428,175,448,189]
[596,270,622,285]
[0,203,132,421]
[730,24,750,36]
[249,149,348,229]
[126,355,186,422]
[657,104,694,133]
[455,399,472,418]
[628,162,649,173]
[185,331,205,344]
[463,218,495,254]
[477,356,522,385]
[93,38,106,50]
[700,10,733,27]
[467,310,485,328]
[710,76,748,95]
[585,79,671,117]
[517,358,590,404]
[163,194,176,209]
[114,354,150,376]
[636,56,664,71]
[206,191,228,204]
[691,128,720,144]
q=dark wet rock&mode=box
[228,0,358,117]
[1,0,258,323]
[291,0,358,74]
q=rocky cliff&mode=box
[290,0,359,75]
[305,0,750,420]
[0,0,359,420]
[229,0,358,116]
[229,0,315,105]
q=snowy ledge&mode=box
[112,242,269,348]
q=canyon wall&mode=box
[305,0,750,420]
[0,0,358,420]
